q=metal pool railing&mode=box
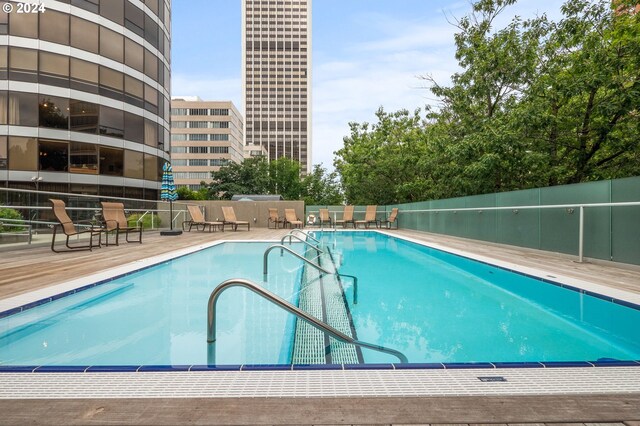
[206,278,408,364]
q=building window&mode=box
[124,112,144,143]
[69,100,99,134]
[70,17,99,54]
[69,141,98,174]
[99,147,124,176]
[39,96,69,129]
[210,146,229,154]
[8,92,38,126]
[39,140,69,172]
[211,134,229,141]
[188,146,208,154]
[124,149,144,179]
[210,159,229,167]
[188,159,208,166]
[171,146,187,153]
[210,108,229,115]
[188,134,208,141]
[171,134,187,141]
[189,108,208,115]
[99,106,124,139]
[171,159,187,166]
[188,121,208,129]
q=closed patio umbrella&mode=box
[160,162,182,236]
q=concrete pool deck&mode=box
[0,227,639,424]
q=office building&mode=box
[242,0,312,173]
[0,0,171,199]
[170,97,244,190]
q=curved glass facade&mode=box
[0,0,171,199]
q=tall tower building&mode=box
[242,0,312,174]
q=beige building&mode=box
[170,97,244,190]
[242,0,312,174]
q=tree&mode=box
[268,157,302,200]
[205,157,270,199]
[300,164,343,205]
[334,108,431,204]
[176,186,208,200]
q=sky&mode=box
[171,0,566,170]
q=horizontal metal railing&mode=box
[206,278,407,364]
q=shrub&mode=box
[126,213,161,229]
[0,207,25,233]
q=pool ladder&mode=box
[207,278,408,364]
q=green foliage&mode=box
[205,157,271,199]
[334,0,640,203]
[126,213,160,229]
[301,164,344,205]
[0,207,25,232]
[203,156,343,203]
[176,186,208,200]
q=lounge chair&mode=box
[100,202,143,246]
[335,205,355,228]
[267,208,283,229]
[50,198,103,253]
[184,205,223,232]
[318,208,333,228]
[222,206,250,231]
[380,208,399,229]
[284,208,303,228]
[355,205,379,229]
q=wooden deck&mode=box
[1,227,639,425]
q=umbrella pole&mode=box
[170,200,173,230]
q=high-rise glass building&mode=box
[0,0,171,199]
[242,0,311,174]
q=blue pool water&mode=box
[0,242,303,366]
[1,232,639,367]
[314,232,640,364]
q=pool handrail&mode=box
[286,229,321,245]
[206,278,408,364]
[265,244,359,305]
[280,234,324,255]
[264,244,332,278]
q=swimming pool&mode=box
[0,232,639,369]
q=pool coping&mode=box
[1,230,639,373]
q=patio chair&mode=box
[222,206,250,231]
[318,208,333,228]
[183,205,224,232]
[284,208,303,228]
[334,205,355,228]
[100,202,143,246]
[49,198,103,253]
[380,208,399,229]
[355,205,379,229]
[267,208,283,229]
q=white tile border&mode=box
[0,367,639,399]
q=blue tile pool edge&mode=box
[1,360,639,373]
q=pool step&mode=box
[291,245,360,364]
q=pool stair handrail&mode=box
[283,229,321,245]
[207,278,408,364]
[263,244,358,304]
[280,234,324,255]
